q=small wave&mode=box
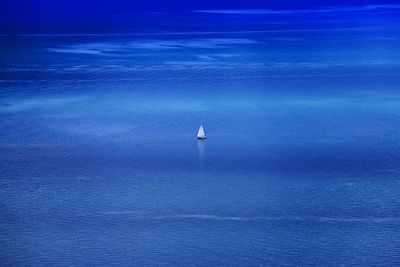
[101,212,400,224]
[0,27,387,38]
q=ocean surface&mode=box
[1,7,400,266]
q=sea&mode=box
[1,7,400,266]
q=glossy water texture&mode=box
[1,8,400,266]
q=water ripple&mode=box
[102,212,400,223]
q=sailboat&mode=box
[197,125,207,139]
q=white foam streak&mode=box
[0,27,387,38]
[194,5,400,15]
[102,212,400,224]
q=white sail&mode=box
[197,125,206,139]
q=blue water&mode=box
[1,8,400,266]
